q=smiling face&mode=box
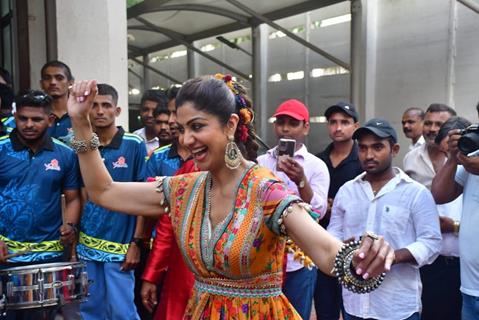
[176,101,237,172]
[423,111,452,146]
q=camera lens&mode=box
[458,132,479,154]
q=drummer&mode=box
[0,90,81,319]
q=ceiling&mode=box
[127,0,344,58]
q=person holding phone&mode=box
[257,99,329,320]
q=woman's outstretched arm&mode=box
[68,80,165,217]
[284,204,394,279]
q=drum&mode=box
[0,262,88,310]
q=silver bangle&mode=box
[70,132,100,153]
[333,240,385,294]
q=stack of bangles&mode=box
[332,233,386,294]
[278,203,385,293]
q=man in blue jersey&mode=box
[77,83,146,320]
[0,90,81,319]
[40,60,75,144]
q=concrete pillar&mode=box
[351,0,378,122]
[55,0,129,129]
[187,42,199,79]
[252,23,269,142]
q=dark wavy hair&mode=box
[175,76,258,161]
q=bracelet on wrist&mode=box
[453,220,460,235]
[70,132,100,153]
[332,240,386,294]
[67,223,79,235]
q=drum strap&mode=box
[0,235,63,252]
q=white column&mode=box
[55,0,129,129]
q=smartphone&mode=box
[277,138,296,170]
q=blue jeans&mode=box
[314,269,343,320]
[283,267,317,320]
[462,293,479,320]
[343,312,420,320]
[80,261,140,320]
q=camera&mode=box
[458,124,479,154]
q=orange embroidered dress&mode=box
[162,164,306,319]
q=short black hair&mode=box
[15,90,53,113]
[404,107,425,120]
[167,85,181,101]
[40,60,74,81]
[153,106,170,118]
[97,83,119,105]
[0,83,14,110]
[140,89,167,109]
[435,116,472,145]
[426,103,457,116]
[0,67,12,86]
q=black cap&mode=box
[353,118,398,143]
[324,101,359,122]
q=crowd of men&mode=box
[0,61,478,320]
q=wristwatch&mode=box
[453,220,460,236]
[298,177,306,189]
[131,237,144,247]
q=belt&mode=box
[194,273,283,298]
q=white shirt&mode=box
[328,168,442,320]
[409,135,425,151]
[403,143,460,256]
[257,144,329,272]
[133,127,159,155]
[456,164,479,296]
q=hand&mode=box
[121,243,141,271]
[439,216,455,233]
[0,241,8,264]
[447,129,462,160]
[457,153,479,175]
[141,281,158,313]
[352,233,395,279]
[59,224,77,246]
[277,157,305,186]
[67,80,98,120]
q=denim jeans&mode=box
[283,267,317,320]
[462,293,479,320]
[343,312,420,320]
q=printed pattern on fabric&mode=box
[164,164,304,319]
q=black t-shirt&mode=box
[317,142,363,226]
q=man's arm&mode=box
[403,188,442,267]
[60,189,81,244]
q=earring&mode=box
[225,136,242,169]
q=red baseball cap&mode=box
[273,99,310,122]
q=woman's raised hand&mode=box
[67,80,98,120]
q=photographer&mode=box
[431,109,479,319]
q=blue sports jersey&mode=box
[47,113,73,145]
[145,142,189,178]
[0,130,81,263]
[77,127,147,262]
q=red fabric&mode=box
[142,159,197,320]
